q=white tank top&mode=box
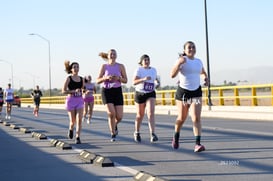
[177,57,203,90]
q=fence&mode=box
[21,84,273,106]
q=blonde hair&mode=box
[64,60,71,74]
[98,52,108,60]
[98,49,116,61]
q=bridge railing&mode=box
[21,84,273,106]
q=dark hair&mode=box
[64,60,78,74]
[179,41,195,57]
[183,41,195,49]
[138,54,150,65]
[84,78,88,83]
[179,52,187,57]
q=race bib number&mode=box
[104,81,116,89]
[73,92,82,97]
[144,82,154,92]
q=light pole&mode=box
[29,33,52,97]
[0,59,14,88]
[204,0,213,109]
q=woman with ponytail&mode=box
[170,41,209,152]
[62,60,85,144]
[96,49,128,142]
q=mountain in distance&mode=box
[211,66,273,85]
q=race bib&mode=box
[144,82,154,92]
[104,81,116,89]
[73,92,82,97]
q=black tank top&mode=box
[68,76,83,90]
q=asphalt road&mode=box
[1,106,273,181]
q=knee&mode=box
[136,114,144,121]
[176,117,186,125]
[192,117,201,125]
[107,112,115,119]
[146,111,154,119]
[116,115,123,122]
[136,111,145,119]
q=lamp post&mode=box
[204,0,213,109]
[29,33,52,97]
[0,59,14,88]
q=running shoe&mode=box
[110,134,116,142]
[115,125,119,136]
[68,129,73,139]
[75,137,81,144]
[134,132,141,143]
[87,119,91,124]
[172,137,179,149]
[150,133,158,142]
[194,144,205,152]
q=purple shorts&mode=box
[65,96,84,111]
[83,96,94,103]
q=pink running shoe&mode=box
[194,144,205,152]
[172,138,179,149]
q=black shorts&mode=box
[0,101,3,107]
[134,91,156,104]
[175,86,202,101]
[101,87,124,106]
[34,98,41,106]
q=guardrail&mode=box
[21,84,273,106]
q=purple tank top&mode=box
[103,63,121,89]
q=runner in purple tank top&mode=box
[82,75,96,124]
[96,49,128,142]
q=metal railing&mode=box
[21,84,273,106]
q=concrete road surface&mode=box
[1,106,273,181]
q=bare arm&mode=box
[133,75,150,85]
[200,67,209,86]
[119,64,128,84]
[81,79,85,93]
[93,85,97,94]
[96,64,107,84]
[170,56,186,78]
[62,77,71,94]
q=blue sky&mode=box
[0,0,272,90]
